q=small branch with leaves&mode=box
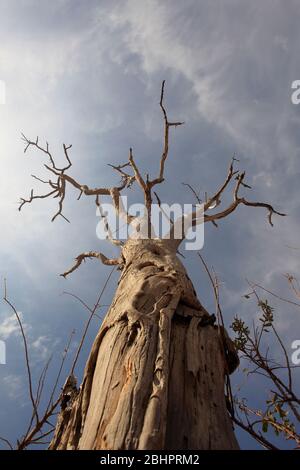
[230,281,300,449]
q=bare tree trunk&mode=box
[49,239,239,450]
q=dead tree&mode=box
[19,82,285,450]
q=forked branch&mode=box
[61,251,123,278]
[127,81,184,229]
[204,170,285,227]
[174,159,285,243]
[20,82,183,243]
[19,134,134,226]
[1,282,76,450]
[3,279,38,424]
[149,80,184,188]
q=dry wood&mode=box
[49,238,239,450]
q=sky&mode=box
[0,0,299,450]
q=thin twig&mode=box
[46,329,75,411]
[70,267,116,375]
[3,279,38,423]
[0,437,13,450]
[61,251,122,278]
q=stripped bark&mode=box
[49,238,239,450]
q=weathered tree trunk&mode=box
[49,239,239,450]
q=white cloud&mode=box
[105,0,300,171]
[0,312,30,340]
[3,374,24,400]
[31,335,52,360]
[0,313,56,363]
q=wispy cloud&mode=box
[2,374,24,400]
[0,312,30,340]
[31,335,55,361]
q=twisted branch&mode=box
[171,159,285,246]
[61,251,122,278]
[204,171,285,227]
[19,134,134,224]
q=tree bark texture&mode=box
[49,239,239,450]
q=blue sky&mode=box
[0,0,299,449]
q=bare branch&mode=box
[109,188,135,226]
[21,134,72,172]
[128,147,147,191]
[20,133,134,225]
[63,291,102,319]
[232,415,278,450]
[46,329,75,412]
[205,172,285,227]
[107,162,135,188]
[125,81,184,237]
[35,355,53,410]
[17,397,61,450]
[95,195,123,246]
[29,427,55,444]
[198,253,224,330]
[3,279,38,424]
[204,158,238,212]
[198,253,238,418]
[0,437,13,450]
[250,282,300,309]
[60,251,122,278]
[236,400,300,445]
[154,191,174,227]
[19,188,58,212]
[171,163,285,245]
[149,80,184,188]
[70,267,116,375]
[285,273,300,300]
[248,282,293,394]
[182,182,202,204]
[62,144,72,170]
